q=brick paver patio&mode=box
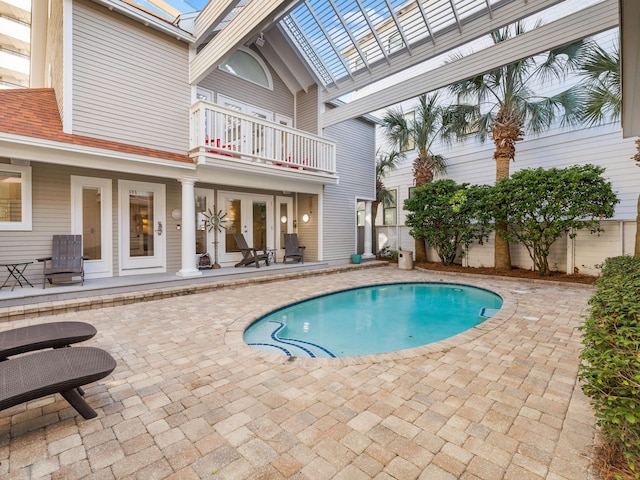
[0,266,597,479]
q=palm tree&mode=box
[373,150,402,254]
[382,93,447,262]
[574,40,640,256]
[444,21,589,270]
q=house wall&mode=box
[198,48,295,121]
[0,160,183,286]
[297,85,319,135]
[323,116,376,262]
[376,124,640,275]
[71,0,190,154]
[46,0,65,116]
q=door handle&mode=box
[157,221,163,236]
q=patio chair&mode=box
[37,235,86,288]
[0,321,97,361]
[283,233,305,264]
[0,346,116,419]
[232,233,270,268]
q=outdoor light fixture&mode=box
[281,215,287,224]
[255,33,265,47]
[302,213,310,223]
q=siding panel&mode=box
[198,48,295,120]
[323,117,376,261]
[72,0,190,154]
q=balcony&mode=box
[190,101,338,185]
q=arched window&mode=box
[219,47,273,90]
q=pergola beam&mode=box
[322,0,618,128]
[322,0,566,104]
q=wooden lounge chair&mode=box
[0,346,116,419]
[0,321,97,361]
[232,233,270,268]
[38,235,86,288]
[283,233,305,264]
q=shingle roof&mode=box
[0,88,193,164]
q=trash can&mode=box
[398,250,413,270]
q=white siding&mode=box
[72,0,190,154]
[0,161,183,285]
[297,85,319,135]
[323,117,376,261]
[377,124,639,272]
[198,48,295,121]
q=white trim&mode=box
[70,176,113,279]
[0,133,195,172]
[218,47,274,90]
[118,180,167,275]
[90,0,195,43]
[0,163,32,231]
[63,0,73,134]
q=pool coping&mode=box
[225,275,521,366]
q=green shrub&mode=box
[377,246,399,260]
[404,180,489,265]
[580,256,640,477]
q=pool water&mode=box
[244,283,503,358]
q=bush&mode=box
[377,246,399,261]
[487,164,618,276]
[580,256,640,478]
[404,180,489,265]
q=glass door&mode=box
[71,176,113,279]
[119,180,166,273]
[217,191,273,264]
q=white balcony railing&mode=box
[190,101,336,175]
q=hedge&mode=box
[580,256,640,477]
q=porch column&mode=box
[363,201,375,260]
[177,176,202,278]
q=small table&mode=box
[0,261,34,291]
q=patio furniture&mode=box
[283,233,305,264]
[0,321,97,361]
[232,233,270,268]
[0,346,116,419]
[0,261,34,291]
[38,235,86,288]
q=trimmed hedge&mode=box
[580,256,640,477]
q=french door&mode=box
[70,176,113,279]
[119,180,166,274]
[217,191,274,264]
[216,94,273,159]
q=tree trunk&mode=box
[494,154,512,271]
[415,238,428,263]
[413,171,429,263]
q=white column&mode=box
[177,176,202,277]
[362,201,374,260]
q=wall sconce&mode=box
[302,213,310,223]
[280,215,287,224]
[255,32,265,47]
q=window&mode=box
[356,201,365,226]
[401,111,415,152]
[383,190,397,225]
[219,47,273,90]
[0,164,31,230]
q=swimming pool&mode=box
[243,282,503,358]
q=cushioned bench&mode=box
[0,321,97,361]
[0,346,116,419]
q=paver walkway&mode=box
[0,267,597,479]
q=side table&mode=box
[0,261,34,291]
